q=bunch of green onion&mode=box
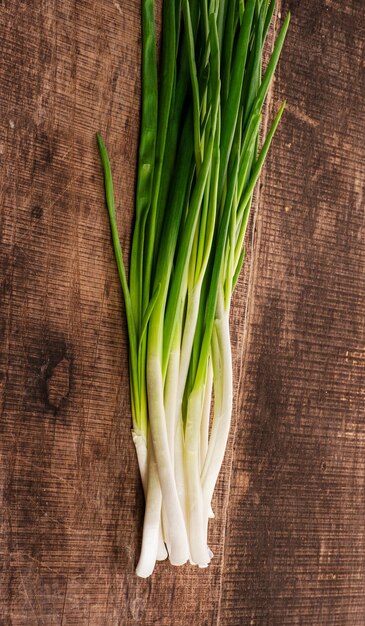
[97,0,289,577]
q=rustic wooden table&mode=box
[1,1,364,624]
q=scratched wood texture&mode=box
[0,0,364,624]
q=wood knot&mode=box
[46,357,70,410]
[31,205,43,219]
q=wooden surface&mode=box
[1,1,364,624]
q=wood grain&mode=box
[0,1,364,624]
[220,1,365,624]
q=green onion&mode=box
[97,0,289,577]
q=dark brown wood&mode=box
[219,1,365,624]
[0,1,364,624]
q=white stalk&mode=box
[157,521,168,561]
[174,413,189,531]
[199,361,214,519]
[200,357,213,472]
[162,347,180,556]
[185,387,211,567]
[201,304,232,523]
[136,440,164,577]
[147,354,190,566]
[133,430,167,564]
[165,349,180,464]
[132,429,148,493]
[176,283,202,416]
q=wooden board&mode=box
[0,1,364,624]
